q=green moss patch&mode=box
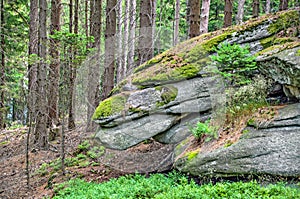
[156,85,178,107]
[268,10,300,34]
[256,41,300,56]
[92,93,128,119]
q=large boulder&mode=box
[257,47,300,99]
[92,9,300,174]
[174,103,300,177]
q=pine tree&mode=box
[189,0,200,38]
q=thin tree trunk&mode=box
[152,0,157,54]
[200,0,211,34]
[85,0,89,48]
[252,0,260,18]
[174,0,180,45]
[102,0,117,99]
[0,0,5,129]
[236,0,246,24]
[87,0,102,131]
[224,0,233,27]
[116,0,123,84]
[49,0,61,127]
[279,0,289,10]
[189,0,200,38]
[36,0,48,149]
[123,0,130,78]
[265,0,270,14]
[138,0,155,65]
[128,0,136,74]
[68,0,78,130]
[186,0,190,37]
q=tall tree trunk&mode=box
[0,0,4,129]
[85,0,89,48]
[252,0,260,18]
[87,0,102,131]
[68,0,78,130]
[265,0,271,14]
[236,0,246,24]
[279,0,289,10]
[224,0,233,27]
[128,0,136,73]
[36,0,48,149]
[186,0,190,37]
[116,0,123,84]
[49,0,61,126]
[189,0,200,38]
[138,0,156,66]
[123,0,130,77]
[102,0,117,99]
[28,0,39,128]
[200,0,211,34]
[174,0,180,45]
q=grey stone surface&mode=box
[126,88,161,111]
[257,47,300,99]
[95,114,177,150]
[154,114,210,144]
[175,103,300,177]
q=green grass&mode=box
[53,173,300,199]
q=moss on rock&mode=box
[256,41,300,56]
[268,10,300,34]
[92,94,128,119]
[156,85,178,107]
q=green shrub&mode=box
[226,75,270,116]
[210,42,257,86]
[190,120,217,141]
[53,173,300,199]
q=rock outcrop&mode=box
[93,9,300,175]
[257,46,300,99]
[175,103,300,177]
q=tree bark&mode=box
[123,0,130,77]
[0,0,4,129]
[87,0,102,131]
[236,0,246,24]
[189,0,200,38]
[102,0,117,99]
[116,0,123,84]
[252,0,260,18]
[68,0,78,130]
[35,0,48,149]
[224,0,233,27]
[138,0,156,66]
[265,0,270,14]
[200,0,211,34]
[128,0,136,74]
[174,0,180,45]
[49,0,61,126]
[28,0,39,127]
[279,0,288,11]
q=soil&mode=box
[0,126,128,199]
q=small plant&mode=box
[190,120,217,141]
[77,140,91,152]
[224,140,233,148]
[87,146,105,159]
[210,42,257,86]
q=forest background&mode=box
[0,0,297,149]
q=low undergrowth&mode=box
[53,172,300,199]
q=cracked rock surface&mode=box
[175,103,300,177]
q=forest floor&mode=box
[0,125,128,199]
[0,105,291,199]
